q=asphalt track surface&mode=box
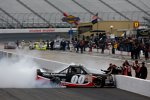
[0,88,150,100]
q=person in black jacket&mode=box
[139,62,148,79]
[50,40,54,50]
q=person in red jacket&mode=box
[132,60,141,78]
[122,61,132,76]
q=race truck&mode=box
[36,65,116,88]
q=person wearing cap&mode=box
[139,62,148,79]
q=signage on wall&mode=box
[133,21,139,28]
[0,28,77,33]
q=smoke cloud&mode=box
[0,54,61,88]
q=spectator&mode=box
[76,40,80,53]
[139,62,148,79]
[132,60,141,78]
[144,44,149,60]
[88,40,93,52]
[111,41,115,54]
[131,43,135,59]
[79,40,85,53]
[50,40,54,50]
[134,45,139,59]
[16,40,19,48]
[122,60,130,66]
[102,63,116,74]
[106,64,118,74]
[107,63,113,73]
[122,60,132,76]
[21,40,25,49]
[101,42,105,54]
[46,40,50,50]
[62,41,66,51]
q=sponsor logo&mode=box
[50,73,66,76]
[62,15,80,24]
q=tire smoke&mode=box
[0,56,62,88]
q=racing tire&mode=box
[93,77,105,88]
[51,77,61,84]
[55,77,61,84]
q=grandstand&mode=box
[0,0,150,29]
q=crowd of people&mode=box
[71,33,150,60]
[116,37,150,60]
[15,32,150,61]
[105,60,148,79]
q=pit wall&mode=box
[0,50,150,97]
[115,75,150,97]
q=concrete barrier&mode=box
[116,75,150,97]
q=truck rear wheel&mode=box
[93,77,105,88]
